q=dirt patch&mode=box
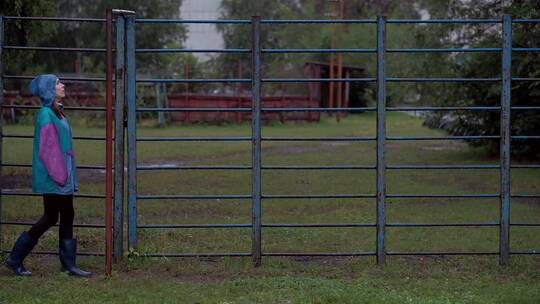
[290,255,353,267]
[77,168,106,183]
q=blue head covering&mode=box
[28,74,58,107]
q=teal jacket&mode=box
[30,74,78,194]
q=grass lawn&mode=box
[1,112,539,303]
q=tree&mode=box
[421,0,540,158]
[214,0,426,106]
[2,1,190,78]
[1,0,58,84]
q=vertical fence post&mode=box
[156,84,165,127]
[114,14,126,261]
[251,15,262,266]
[376,15,387,265]
[499,14,512,265]
[126,13,138,251]
[0,15,4,254]
[105,9,114,276]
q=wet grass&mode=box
[1,112,539,303]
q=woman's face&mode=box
[55,79,65,99]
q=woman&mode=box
[4,74,91,277]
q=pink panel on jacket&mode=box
[39,123,68,186]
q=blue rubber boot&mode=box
[4,231,38,276]
[59,239,92,277]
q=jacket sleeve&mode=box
[39,123,68,186]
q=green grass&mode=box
[1,112,539,303]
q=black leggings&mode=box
[28,194,74,240]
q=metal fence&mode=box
[0,14,116,274]
[1,13,539,271]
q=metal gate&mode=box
[1,13,539,273]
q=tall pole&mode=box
[104,8,114,276]
[113,14,126,262]
[336,0,344,122]
[328,1,336,115]
[251,16,262,266]
[499,14,512,265]
[375,15,387,265]
[125,12,138,251]
[0,16,5,254]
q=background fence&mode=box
[0,14,539,269]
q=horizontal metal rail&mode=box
[130,106,540,113]
[128,222,540,229]
[136,136,377,142]
[3,76,537,84]
[512,136,540,140]
[1,163,106,170]
[511,194,540,198]
[1,221,104,228]
[263,223,375,228]
[138,224,251,229]
[1,105,108,111]
[262,136,376,141]
[5,46,539,54]
[6,250,105,256]
[387,106,502,111]
[1,191,104,199]
[510,251,540,255]
[265,78,375,83]
[136,78,251,83]
[2,134,110,141]
[262,252,375,256]
[137,165,251,171]
[387,136,500,140]
[3,75,106,82]
[140,253,251,257]
[386,165,500,169]
[3,16,106,22]
[128,164,540,171]
[136,136,251,142]
[386,251,498,256]
[136,19,251,24]
[386,222,498,227]
[263,48,375,53]
[137,194,251,200]
[385,77,501,82]
[136,48,250,53]
[136,223,375,228]
[262,107,376,112]
[9,48,535,56]
[386,19,501,24]
[3,46,108,53]
[4,17,539,25]
[386,194,499,198]
[263,194,376,199]
[262,165,376,170]
[135,107,377,112]
[510,223,540,226]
